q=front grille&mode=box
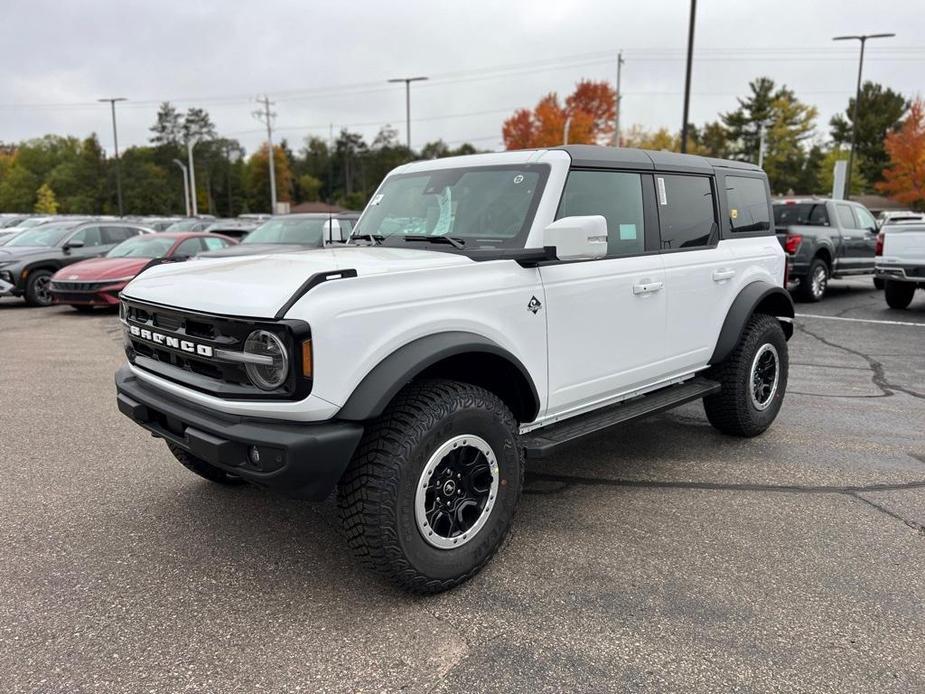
[51,281,109,292]
[121,297,311,400]
[54,291,105,303]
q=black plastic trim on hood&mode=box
[274,268,358,319]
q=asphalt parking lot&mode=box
[1,278,924,693]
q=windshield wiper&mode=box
[400,235,466,249]
[349,233,384,246]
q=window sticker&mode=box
[656,177,667,206]
[370,193,384,206]
[513,174,524,184]
[619,223,637,241]
[730,208,739,220]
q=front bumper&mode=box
[115,364,363,500]
[0,278,14,297]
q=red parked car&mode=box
[49,232,236,310]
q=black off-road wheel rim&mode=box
[414,435,499,550]
[750,343,780,411]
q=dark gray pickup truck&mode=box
[773,198,879,301]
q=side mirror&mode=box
[63,240,85,252]
[543,215,608,261]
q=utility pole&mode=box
[833,32,895,199]
[612,51,624,147]
[253,95,278,214]
[757,120,768,169]
[563,116,573,145]
[98,97,127,216]
[186,139,198,216]
[387,76,428,150]
[172,159,190,216]
[680,0,697,153]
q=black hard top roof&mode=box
[554,145,763,175]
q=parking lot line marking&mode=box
[795,313,925,328]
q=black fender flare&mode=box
[709,281,794,365]
[337,331,540,422]
[19,260,63,289]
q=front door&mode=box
[540,169,666,419]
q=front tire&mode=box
[704,313,788,437]
[166,442,246,485]
[24,270,54,307]
[338,380,523,594]
[796,258,828,302]
[884,280,915,309]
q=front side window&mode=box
[354,165,549,249]
[725,176,771,233]
[243,218,327,246]
[70,226,104,247]
[557,170,645,257]
[174,238,204,256]
[854,206,877,231]
[837,204,858,229]
[656,175,716,250]
[202,237,229,250]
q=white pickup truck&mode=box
[115,146,794,593]
[876,221,925,309]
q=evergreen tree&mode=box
[149,102,184,147]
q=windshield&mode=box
[773,203,830,227]
[242,217,326,245]
[18,217,54,228]
[165,220,205,232]
[107,235,176,258]
[6,223,77,247]
[353,164,549,249]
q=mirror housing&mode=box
[63,240,85,252]
[543,215,608,261]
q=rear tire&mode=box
[24,270,53,307]
[796,258,828,302]
[166,442,246,485]
[704,314,788,437]
[338,379,523,594]
[884,280,915,309]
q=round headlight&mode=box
[243,330,289,390]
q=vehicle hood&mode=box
[197,243,317,258]
[51,257,148,282]
[0,246,55,263]
[122,245,474,317]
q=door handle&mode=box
[712,268,736,281]
[632,280,664,295]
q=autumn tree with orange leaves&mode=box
[502,80,616,150]
[877,98,925,209]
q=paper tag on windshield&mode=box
[656,177,667,206]
[370,194,384,206]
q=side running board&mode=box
[522,377,721,458]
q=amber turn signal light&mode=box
[301,339,313,378]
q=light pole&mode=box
[186,139,198,216]
[387,76,428,150]
[172,159,190,216]
[833,32,895,198]
[679,0,696,153]
[98,97,127,216]
[757,120,769,169]
[612,50,624,147]
[563,115,573,145]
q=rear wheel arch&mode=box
[710,281,794,365]
[814,246,832,269]
[337,332,540,424]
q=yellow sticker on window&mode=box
[730,209,738,219]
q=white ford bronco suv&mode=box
[115,146,793,593]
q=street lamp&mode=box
[172,159,190,216]
[186,138,198,216]
[98,97,127,216]
[387,76,428,150]
[832,32,896,198]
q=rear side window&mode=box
[656,175,716,250]
[854,206,877,231]
[103,226,140,243]
[174,238,204,256]
[72,226,104,246]
[725,176,770,233]
[557,170,645,257]
[202,237,229,250]
[773,203,829,227]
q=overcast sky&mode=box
[2,0,923,157]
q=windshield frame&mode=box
[351,163,551,252]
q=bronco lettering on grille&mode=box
[128,324,214,357]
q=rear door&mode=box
[657,173,736,374]
[540,169,666,418]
